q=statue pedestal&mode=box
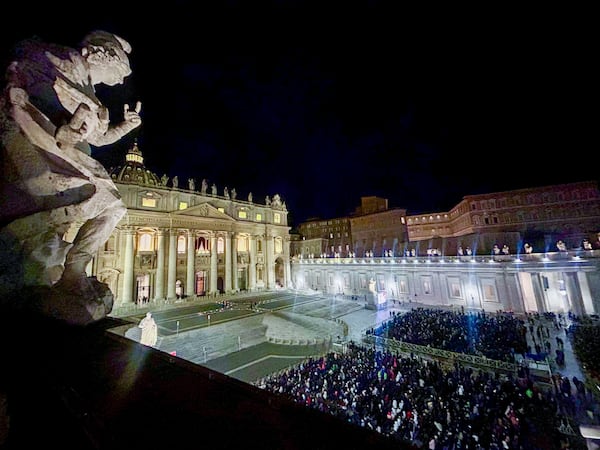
[365,291,388,310]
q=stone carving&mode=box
[188,178,195,191]
[0,31,142,325]
[231,188,236,200]
[172,175,178,188]
[200,178,208,194]
[248,192,253,203]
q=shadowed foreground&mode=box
[0,308,407,450]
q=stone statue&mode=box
[0,31,142,324]
[161,174,169,186]
[223,186,229,199]
[201,178,208,194]
[138,311,158,347]
[188,178,195,191]
[265,195,271,206]
[172,175,178,188]
[211,183,217,195]
[231,188,237,200]
[248,192,253,203]
[272,194,281,207]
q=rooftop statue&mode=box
[0,30,142,325]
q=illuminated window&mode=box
[256,213,262,221]
[196,236,209,254]
[237,237,248,252]
[218,207,225,213]
[179,201,188,210]
[238,210,247,219]
[217,237,224,253]
[275,237,283,253]
[138,233,153,251]
[142,197,156,207]
[177,235,186,253]
[274,213,281,224]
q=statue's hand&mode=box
[123,101,142,128]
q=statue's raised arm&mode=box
[0,30,142,325]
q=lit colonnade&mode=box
[88,143,292,305]
[290,251,600,316]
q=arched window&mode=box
[177,235,186,254]
[217,237,224,254]
[196,236,209,254]
[139,233,153,251]
[237,236,248,252]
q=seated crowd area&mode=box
[256,308,600,450]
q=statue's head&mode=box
[81,30,133,86]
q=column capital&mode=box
[121,226,136,235]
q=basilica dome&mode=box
[110,141,162,186]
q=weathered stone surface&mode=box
[0,31,141,324]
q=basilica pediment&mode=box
[173,203,234,221]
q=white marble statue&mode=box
[0,30,142,324]
[138,312,158,347]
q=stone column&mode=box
[154,229,165,301]
[186,229,195,298]
[504,272,523,313]
[283,236,291,289]
[225,232,232,293]
[265,230,275,289]
[210,233,218,294]
[531,273,546,313]
[122,227,135,304]
[565,271,584,316]
[167,229,177,300]
[232,233,238,292]
[249,235,256,291]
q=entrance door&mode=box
[136,274,150,303]
[196,270,206,296]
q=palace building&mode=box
[87,142,291,305]
[290,183,600,316]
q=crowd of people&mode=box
[255,308,600,449]
[369,308,528,363]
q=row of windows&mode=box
[469,188,596,211]
[136,233,283,254]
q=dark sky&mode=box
[1,3,596,228]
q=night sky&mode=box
[1,3,596,228]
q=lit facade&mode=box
[290,184,600,315]
[290,252,600,315]
[406,181,600,255]
[88,143,291,305]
